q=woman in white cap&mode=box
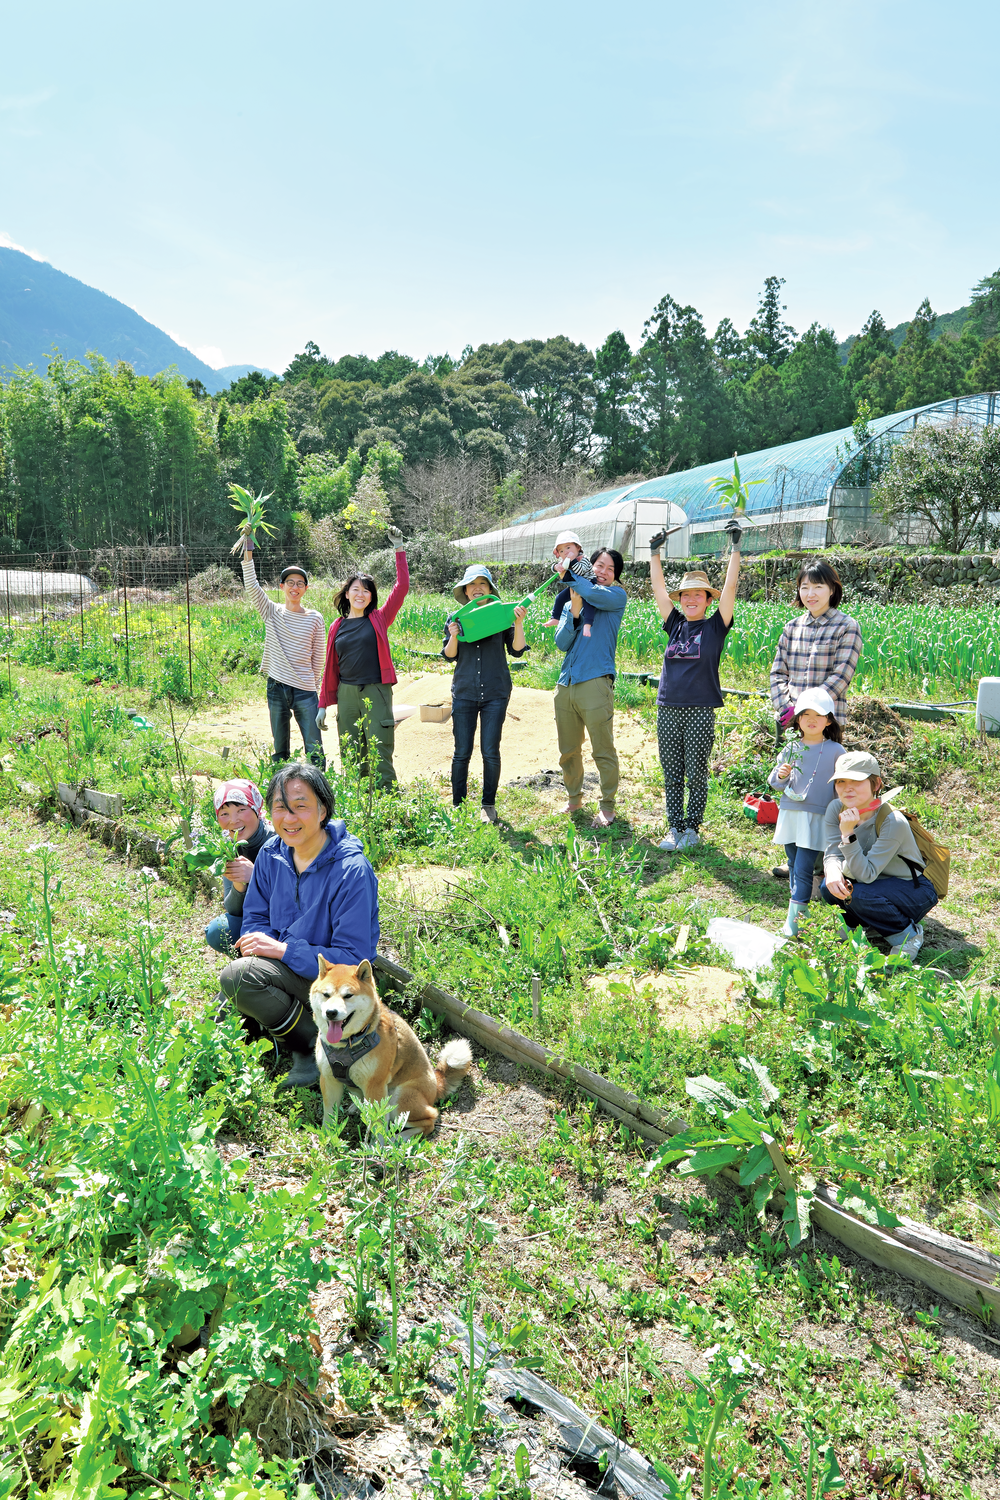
[443,565,529,822]
[821,751,937,960]
[204,779,272,952]
[649,518,742,850]
[765,688,843,936]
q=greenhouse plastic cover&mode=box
[453,393,999,564]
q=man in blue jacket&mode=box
[553,548,627,829]
[218,762,379,1089]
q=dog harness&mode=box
[321,1024,381,1080]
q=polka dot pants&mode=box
[657,704,716,832]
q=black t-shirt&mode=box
[655,607,732,709]
[335,617,381,685]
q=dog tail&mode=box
[434,1037,473,1098]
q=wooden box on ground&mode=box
[419,702,451,723]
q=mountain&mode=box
[0,247,273,394]
[837,302,972,364]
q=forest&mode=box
[1,270,998,554]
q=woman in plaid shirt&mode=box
[769,560,862,728]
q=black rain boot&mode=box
[271,1006,320,1091]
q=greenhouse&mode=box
[453,390,1000,563]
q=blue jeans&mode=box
[266,677,325,767]
[785,843,823,904]
[451,696,510,807]
[205,911,241,953]
[821,872,938,939]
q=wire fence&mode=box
[0,546,290,699]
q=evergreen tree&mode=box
[745,276,796,368]
[593,330,643,476]
[845,310,897,415]
[895,299,962,410]
[780,324,851,441]
[969,269,1000,341]
[969,336,1000,393]
[632,295,730,471]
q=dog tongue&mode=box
[327,1021,343,1044]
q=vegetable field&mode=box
[5,588,998,704]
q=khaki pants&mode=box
[337,682,397,789]
[554,676,619,809]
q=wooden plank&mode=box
[446,1312,671,1500]
[372,957,1000,1322]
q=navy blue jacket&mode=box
[240,819,380,980]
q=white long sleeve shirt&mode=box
[242,558,325,693]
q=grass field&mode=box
[2,624,1000,1496]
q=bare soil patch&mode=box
[584,965,744,1034]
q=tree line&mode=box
[1,270,997,553]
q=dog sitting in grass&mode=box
[310,957,472,1135]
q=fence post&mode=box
[183,546,193,697]
[78,558,85,659]
[4,565,10,693]
[122,553,131,685]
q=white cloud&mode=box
[0,230,47,262]
[193,345,225,369]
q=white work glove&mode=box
[315,707,327,730]
[386,526,404,549]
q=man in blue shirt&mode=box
[553,548,627,828]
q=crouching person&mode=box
[218,762,380,1089]
[204,779,271,954]
[821,751,937,960]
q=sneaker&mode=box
[771,865,789,880]
[658,828,681,851]
[889,923,924,961]
[676,829,701,851]
[480,805,498,824]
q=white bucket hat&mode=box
[553,531,583,553]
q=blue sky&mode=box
[2,0,998,373]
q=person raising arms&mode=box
[649,518,742,851]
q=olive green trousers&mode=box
[337,682,397,790]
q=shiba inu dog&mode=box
[310,957,472,1135]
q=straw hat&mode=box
[668,569,720,602]
[453,564,500,603]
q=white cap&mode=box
[553,530,583,552]
[794,687,837,720]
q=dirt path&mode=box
[186,669,660,794]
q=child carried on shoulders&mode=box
[766,687,843,937]
[543,531,597,637]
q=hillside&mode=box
[837,301,972,363]
[0,247,272,393]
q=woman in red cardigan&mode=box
[315,528,409,789]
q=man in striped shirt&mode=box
[242,544,327,767]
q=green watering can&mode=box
[449,571,561,643]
